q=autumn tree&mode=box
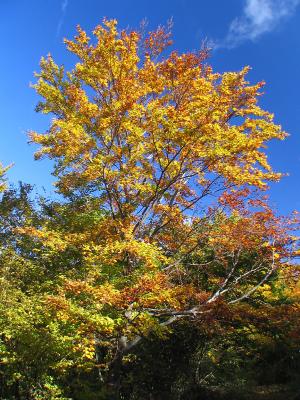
[19,19,299,393]
[0,163,9,192]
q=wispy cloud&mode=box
[56,0,69,38]
[216,0,300,49]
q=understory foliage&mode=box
[0,20,299,399]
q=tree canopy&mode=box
[0,19,299,399]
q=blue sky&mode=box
[1,0,300,213]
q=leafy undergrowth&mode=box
[202,385,300,400]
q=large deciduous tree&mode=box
[16,19,299,392]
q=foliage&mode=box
[0,19,299,399]
[0,163,10,192]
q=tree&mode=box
[0,163,9,192]
[16,19,299,393]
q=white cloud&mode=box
[217,0,300,49]
[57,0,69,38]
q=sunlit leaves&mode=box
[1,19,299,396]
